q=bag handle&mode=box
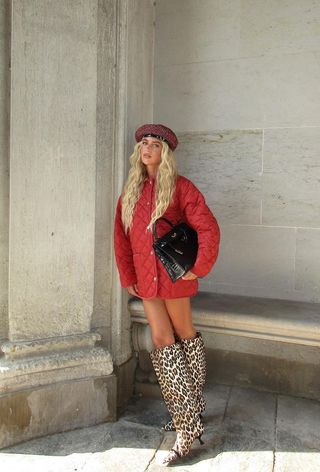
[152,217,174,240]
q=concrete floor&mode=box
[1,382,320,471]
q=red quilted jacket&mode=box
[113,174,220,299]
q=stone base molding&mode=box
[0,332,116,449]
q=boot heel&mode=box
[197,435,204,445]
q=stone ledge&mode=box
[1,332,102,359]
[0,346,113,395]
[129,292,320,348]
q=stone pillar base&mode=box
[0,332,116,449]
[0,375,117,449]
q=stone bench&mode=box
[129,292,320,401]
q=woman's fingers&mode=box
[127,284,140,297]
[181,271,198,280]
[127,285,135,296]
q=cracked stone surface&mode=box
[1,383,320,471]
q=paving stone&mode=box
[276,395,320,452]
[0,453,88,472]
[79,444,159,472]
[120,394,169,429]
[0,420,162,472]
[274,452,320,472]
[204,383,231,428]
[206,450,274,472]
[148,429,224,471]
[223,386,276,445]
[0,422,114,455]
[222,433,274,454]
[148,429,273,471]
[109,419,162,450]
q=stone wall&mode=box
[154,0,320,303]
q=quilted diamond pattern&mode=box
[113,175,220,299]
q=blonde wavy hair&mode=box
[121,140,178,234]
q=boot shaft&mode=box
[180,331,206,386]
[150,341,205,463]
[150,342,199,425]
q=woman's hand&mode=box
[127,284,140,297]
[181,270,198,281]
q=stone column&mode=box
[110,0,155,405]
[0,0,115,448]
[0,0,10,343]
[94,0,155,408]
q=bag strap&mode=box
[153,217,174,240]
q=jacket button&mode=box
[147,202,150,205]
[150,250,153,255]
[153,276,157,281]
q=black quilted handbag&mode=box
[152,217,198,282]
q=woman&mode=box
[114,124,220,466]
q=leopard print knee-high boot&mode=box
[162,331,206,432]
[150,342,204,467]
[181,331,206,413]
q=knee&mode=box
[152,332,175,349]
[174,326,197,341]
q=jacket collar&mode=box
[144,175,156,182]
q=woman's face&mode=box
[140,137,163,172]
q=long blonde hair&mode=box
[121,140,178,234]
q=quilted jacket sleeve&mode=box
[180,179,220,278]
[113,195,137,288]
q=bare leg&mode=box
[146,298,204,465]
[142,298,175,349]
[164,299,206,406]
[164,297,196,340]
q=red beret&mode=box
[135,124,178,151]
